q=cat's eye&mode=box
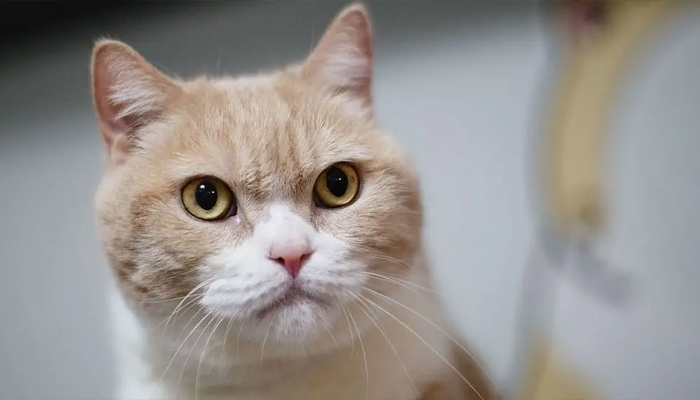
[181,177,236,221]
[314,163,360,208]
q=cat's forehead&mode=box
[151,76,374,191]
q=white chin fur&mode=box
[258,298,329,343]
[198,203,365,343]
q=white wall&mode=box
[1,2,698,399]
[546,6,700,398]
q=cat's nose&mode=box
[269,244,312,278]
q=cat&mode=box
[92,3,498,400]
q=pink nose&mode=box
[269,245,312,278]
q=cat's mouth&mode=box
[255,286,329,319]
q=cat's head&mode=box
[93,4,423,347]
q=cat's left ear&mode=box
[91,40,182,166]
[303,3,373,106]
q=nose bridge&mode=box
[256,203,312,250]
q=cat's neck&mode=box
[113,257,448,400]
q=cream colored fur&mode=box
[92,4,496,400]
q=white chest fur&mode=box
[110,272,463,400]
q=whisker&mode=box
[379,269,438,285]
[358,294,484,400]
[152,294,205,334]
[367,271,437,294]
[259,322,272,367]
[358,271,434,297]
[236,319,247,359]
[319,313,338,346]
[360,254,428,280]
[219,317,235,379]
[140,295,194,304]
[159,310,213,384]
[174,307,205,344]
[162,278,216,332]
[341,305,355,358]
[346,304,369,400]
[196,316,225,399]
[346,290,419,397]
[363,287,494,385]
[178,312,216,397]
[349,246,438,293]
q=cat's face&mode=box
[93,4,422,345]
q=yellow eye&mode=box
[314,163,360,208]
[181,177,235,221]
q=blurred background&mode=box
[1,1,699,399]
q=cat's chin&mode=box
[255,286,329,320]
[254,297,331,344]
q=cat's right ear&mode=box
[91,40,182,166]
[302,3,373,107]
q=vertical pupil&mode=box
[326,167,348,197]
[195,182,218,210]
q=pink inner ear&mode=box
[92,65,136,167]
[93,53,125,144]
[91,40,181,165]
[303,4,373,101]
